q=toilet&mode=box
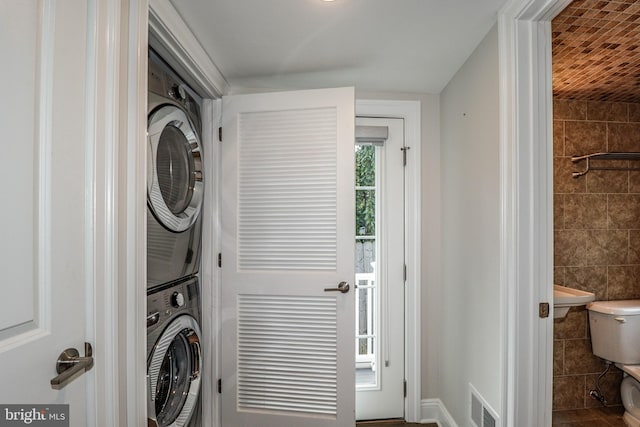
[588,300,640,427]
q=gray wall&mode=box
[439,24,502,424]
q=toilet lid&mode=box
[622,376,640,419]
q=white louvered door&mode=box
[221,88,355,427]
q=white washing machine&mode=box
[147,49,204,289]
[147,276,202,427]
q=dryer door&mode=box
[148,105,203,232]
[148,315,202,427]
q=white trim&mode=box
[420,399,458,427]
[498,0,568,425]
[201,99,221,427]
[497,8,517,427]
[85,0,122,424]
[85,0,149,425]
[124,0,149,426]
[148,0,228,98]
[209,99,224,427]
[356,99,421,422]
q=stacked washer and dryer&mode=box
[146,49,204,427]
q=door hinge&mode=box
[217,378,222,394]
[217,253,222,268]
[218,127,222,142]
[401,146,410,166]
[403,379,407,398]
[403,264,407,282]
[539,302,550,318]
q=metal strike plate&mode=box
[539,302,550,319]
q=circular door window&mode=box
[148,315,201,427]
[148,105,203,233]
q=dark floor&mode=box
[355,407,627,427]
[356,421,436,427]
[552,406,626,426]
[356,407,627,427]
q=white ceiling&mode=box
[168,0,508,94]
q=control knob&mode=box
[171,291,185,308]
[170,84,187,101]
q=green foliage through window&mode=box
[356,145,375,186]
[355,145,376,236]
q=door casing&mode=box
[498,0,571,425]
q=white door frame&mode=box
[356,100,421,422]
[498,0,571,425]
[88,0,148,425]
[89,0,217,425]
[96,0,228,425]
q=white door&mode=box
[221,88,355,427]
[354,117,405,420]
[0,0,91,423]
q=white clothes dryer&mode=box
[147,49,204,289]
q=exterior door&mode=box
[221,88,355,427]
[355,117,405,420]
[0,0,91,423]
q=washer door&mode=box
[148,105,203,232]
[148,315,202,427]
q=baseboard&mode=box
[420,399,458,427]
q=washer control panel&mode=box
[147,277,199,334]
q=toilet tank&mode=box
[587,300,640,364]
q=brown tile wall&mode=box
[553,98,640,411]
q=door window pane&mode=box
[355,144,377,387]
[355,145,375,187]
